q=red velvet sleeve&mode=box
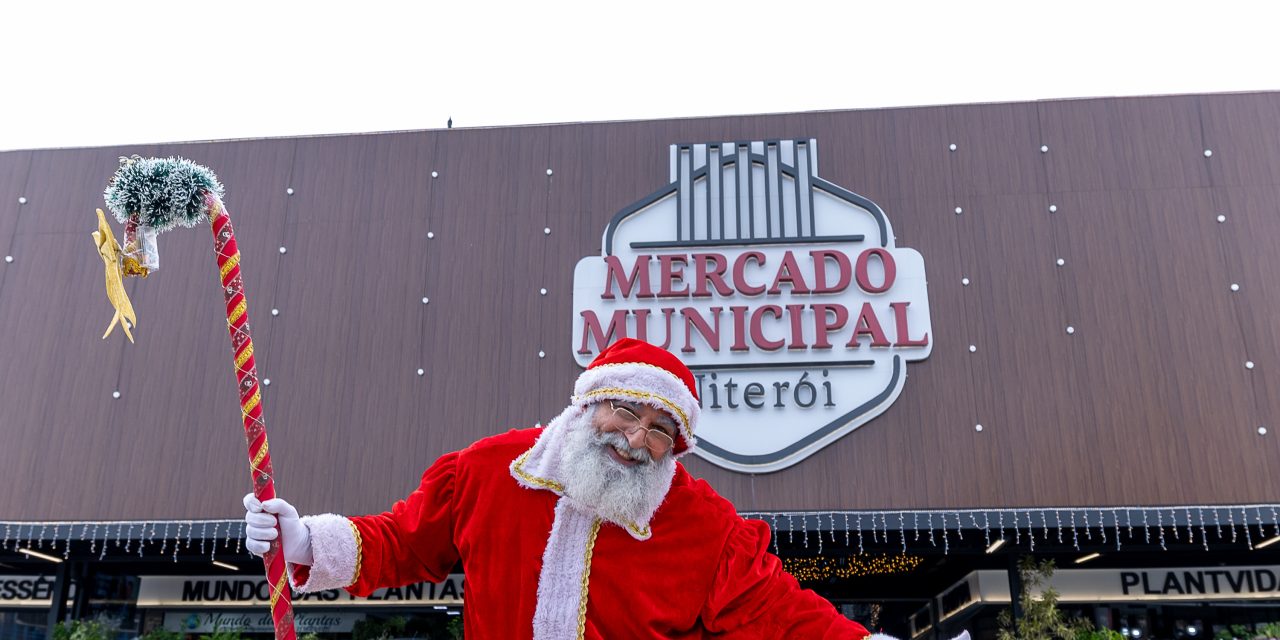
[702,518,870,639]
[345,451,461,596]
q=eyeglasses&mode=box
[606,401,676,455]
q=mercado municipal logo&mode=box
[572,139,932,473]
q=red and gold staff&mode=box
[95,156,295,640]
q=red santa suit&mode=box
[290,339,871,639]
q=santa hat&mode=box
[572,338,700,456]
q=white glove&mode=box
[243,493,314,566]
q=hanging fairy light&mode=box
[783,554,923,582]
[1157,510,1166,550]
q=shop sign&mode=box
[941,565,1280,619]
[0,575,75,607]
[163,611,364,634]
[573,139,932,473]
[137,574,464,607]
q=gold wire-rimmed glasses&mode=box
[607,401,676,455]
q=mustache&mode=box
[595,430,654,465]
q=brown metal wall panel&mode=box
[1212,186,1280,467]
[264,132,442,516]
[954,194,1098,506]
[0,147,147,520]
[1200,93,1280,187]
[946,103,1047,197]
[0,150,31,311]
[421,126,553,445]
[7,141,298,520]
[740,194,986,511]
[797,106,954,205]
[1039,95,1211,193]
[3,92,1279,522]
[1048,187,1267,504]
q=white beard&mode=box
[556,407,676,531]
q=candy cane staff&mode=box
[95,156,296,640]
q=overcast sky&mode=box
[2,1,1276,151]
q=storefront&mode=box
[922,563,1280,639]
[137,574,464,637]
[2,89,1278,638]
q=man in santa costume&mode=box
[244,338,898,638]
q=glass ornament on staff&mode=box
[94,156,296,640]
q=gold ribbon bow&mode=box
[92,209,137,342]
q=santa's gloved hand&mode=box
[243,493,314,566]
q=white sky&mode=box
[2,1,1276,151]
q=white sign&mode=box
[163,611,364,634]
[940,565,1280,621]
[138,574,464,608]
[0,575,75,607]
[573,139,932,473]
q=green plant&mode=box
[139,629,182,640]
[353,615,409,640]
[1258,622,1280,639]
[298,634,321,640]
[199,625,245,640]
[996,557,1093,640]
[52,619,113,640]
[447,616,464,639]
[1074,630,1125,640]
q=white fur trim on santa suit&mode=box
[289,514,359,592]
[532,499,601,640]
[572,361,700,456]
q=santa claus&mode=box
[244,338,924,638]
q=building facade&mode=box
[1,91,1278,639]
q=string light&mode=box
[858,517,865,554]
[3,503,1273,565]
[1028,512,1036,552]
[1199,508,1209,551]
[900,512,908,553]
[783,554,923,582]
[1072,512,1080,550]
[1244,508,1254,550]
[767,514,779,554]
[1159,512,1167,550]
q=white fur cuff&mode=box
[290,514,359,592]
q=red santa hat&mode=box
[573,338,700,456]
